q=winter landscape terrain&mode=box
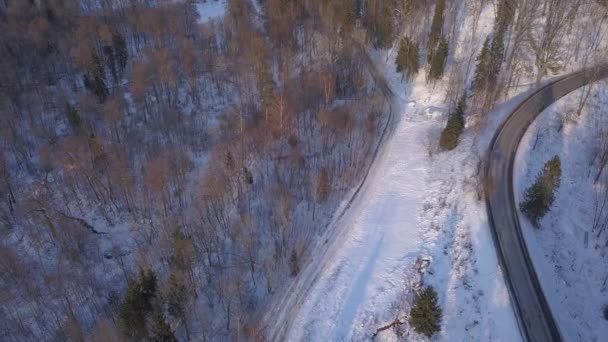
[515,80,608,341]
[2,0,608,341]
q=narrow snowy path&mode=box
[286,100,432,341]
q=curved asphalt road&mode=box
[485,65,608,342]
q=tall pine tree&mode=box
[167,271,190,341]
[83,52,108,103]
[427,38,448,82]
[427,0,446,58]
[439,93,466,151]
[119,268,158,338]
[374,0,394,49]
[472,37,491,94]
[520,156,562,227]
[396,37,419,81]
[150,305,177,342]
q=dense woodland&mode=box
[1,0,608,340]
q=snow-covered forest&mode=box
[0,0,392,339]
[1,0,608,341]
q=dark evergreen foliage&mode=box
[427,38,448,81]
[119,268,158,337]
[396,37,419,80]
[166,272,187,322]
[83,53,108,103]
[104,44,118,85]
[439,94,466,151]
[472,37,491,93]
[472,30,504,103]
[113,32,129,73]
[150,305,177,342]
[374,2,394,49]
[427,0,446,56]
[490,29,505,80]
[409,286,442,338]
[65,102,82,130]
[520,156,562,227]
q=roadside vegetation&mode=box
[409,285,442,338]
[439,94,467,151]
[520,156,562,227]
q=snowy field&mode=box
[515,80,608,341]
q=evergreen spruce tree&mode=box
[112,32,128,75]
[119,268,158,338]
[91,52,105,79]
[472,29,504,107]
[167,271,190,340]
[83,52,108,103]
[150,305,177,342]
[409,286,442,338]
[103,44,118,85]
[520,156,562,227]
[472,37,491,94]
[65,102,82,130]
[140,268,158,311]
[489,29,505,84]
[496,0,515,32]
[439,94,466,150]
[119,280,148,338]
[427,0,446,58]
[375,2,394,49]
[396,37,419,81]
[427,38,448,82]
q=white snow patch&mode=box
[195,0,227,24]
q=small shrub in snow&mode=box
[519,156,562,227]
[409,285,442,338]
[603,305,608,321]
[439,95,466,151]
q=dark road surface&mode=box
[485,65,608,342]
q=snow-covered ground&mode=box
[284,3,525,340]
[285,80,431,341]
[515,80,608,341]
[194,0,227,24]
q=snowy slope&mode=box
[515,80,608,341]
[286,90,431,341]
[282,3,525,341]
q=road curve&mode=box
[485,65,608,342]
